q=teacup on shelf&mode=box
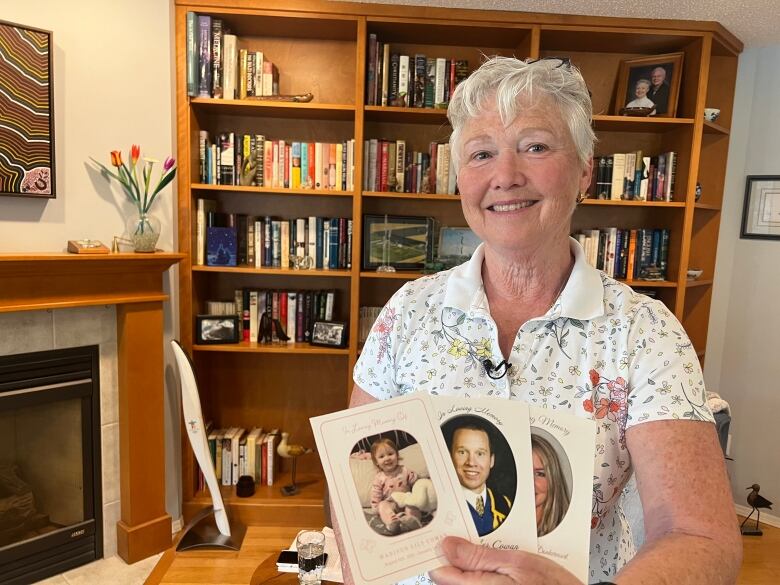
[687,269,704,280]
[704,108,721,122]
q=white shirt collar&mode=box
[443,238,605,322]
[460,484,487,508]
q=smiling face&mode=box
[455,96,592,258]
[451,428,494,493]
[532,449,549,525]
[634,80,650,98]
[373,443,399,474]
[651,67,666,87]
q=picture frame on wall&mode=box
[0,20,55,198]
[614,52,684,118]
[362,214,434,271]
[740,176,780,240]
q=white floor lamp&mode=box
[171,340,246,551]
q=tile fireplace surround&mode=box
[0,253,182,565]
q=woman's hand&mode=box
[430,537,583,585]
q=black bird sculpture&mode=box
[741,483,773,536]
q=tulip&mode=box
[163,156,175,172]
[110,150,123,167]
[131,144,140,166]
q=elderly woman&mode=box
[531,434,570,537]
[340,56,740,584]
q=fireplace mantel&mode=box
[0,252,184,563]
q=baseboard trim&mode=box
[735,503,780,529]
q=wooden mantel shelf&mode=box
[0,252,184,313]
[0,251,183,564]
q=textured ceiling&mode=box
[356,0,775,48]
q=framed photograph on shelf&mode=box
[614,52,684,118]
[740,176,780,240]
[0,20,55,198]
[437,227,481,260]
[362,214,433,271]
[195,315,240,344]
[310,321,348,348]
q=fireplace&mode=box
[0,346,102,584]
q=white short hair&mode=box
[448,56,596,172]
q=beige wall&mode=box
[0,0,182,529]
[705,46,780,525]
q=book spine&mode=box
[329,218,340,269]
[211,19,223,98]
[197,15,212,98]
[398,54,410,107]
[367,34,377,106]
[223,34,237,100]
[186,12,198,97]
[287,292,297,344]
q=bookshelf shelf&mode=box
[685,278,713,288]
[694,202,722,211]
[592,115,695,132]
[193,342,349,355]
[703,120,730,135]
[192,265,351,277]
[190,97,356,120]
[581,199,685,208]
[364,105,449,124]
[363,190,460,201]
[191,184,354,197]
[176,0,740,531]
[360,270,426,280]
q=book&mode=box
[195,198,217,266]
[197,15,212,98]
[185,12,198,97]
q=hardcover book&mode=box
[206,226,237,266]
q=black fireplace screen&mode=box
[0,346,102,584]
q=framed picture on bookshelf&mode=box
[195,315,240,344]
[615,52,684,118]
[362,214,434,270]
[740,176,780,240]
[0,20,55,198]
[311,321,348,348]
[437,227,481,260]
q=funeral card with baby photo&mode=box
[310,392,478,585]
[529,405,596,582]
[433,396,537,552]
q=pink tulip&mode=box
[163,156,175,172]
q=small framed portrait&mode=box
[362,214,433,270]
[614,52,684,117]
[195,315,240,344]
[437,227,481,260]
[311,320,348,348]
[740,175,780,240]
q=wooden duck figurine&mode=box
[742,483,773,535]
[276,432,312,496]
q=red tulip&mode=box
[131,144,140,165]
[110,150,123,167]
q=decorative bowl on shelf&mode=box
[704,108,721,122]
[619,106,654,117]
[687,269,704,280]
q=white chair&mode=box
[171,340,245,551]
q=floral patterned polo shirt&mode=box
[353,238,713,583]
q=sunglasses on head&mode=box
[525,56,572,69]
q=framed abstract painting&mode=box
[0,20,55,198]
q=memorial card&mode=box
[529,406,597,582]
[311,392,477,585]
[433,396,537,552]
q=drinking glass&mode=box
[296,530,326,584]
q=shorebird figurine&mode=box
[276,432,313,496]
[741,483,773,536]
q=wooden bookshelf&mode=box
[174,0,741,528]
